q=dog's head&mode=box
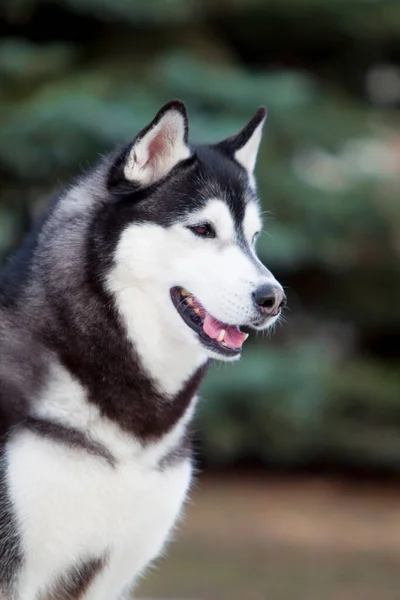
[100,100,285,364]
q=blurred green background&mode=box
[1,1,400,598]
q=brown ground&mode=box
[137,474,400,600]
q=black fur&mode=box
[216,106,266,160]
[25,418,116,467]
[40,556,106,600]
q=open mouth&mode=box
[170,287,249,357]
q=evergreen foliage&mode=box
[1,0,399,469]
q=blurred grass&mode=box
[138,476,400,600]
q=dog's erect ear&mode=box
[123,100,191,186]
[216,107,266,177]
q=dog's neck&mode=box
[26,276,209,441]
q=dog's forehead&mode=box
[191,145,262,237]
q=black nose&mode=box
[253,284,286,315]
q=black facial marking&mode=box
[24,418,116,468]
[105,143,253,237]
[40,556,106,600]
[194,145,253,229]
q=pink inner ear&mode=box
[142,127,169,169]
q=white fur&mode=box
[124,109,190,186]
[243,201,262,244]
[235,116,266,187]
[8,362,194,600]
[107,199,281,377]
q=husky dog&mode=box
[0,100,285,600]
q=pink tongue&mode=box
[203,314,247,350]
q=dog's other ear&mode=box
[216,107,266,178]
[122,100,191,187]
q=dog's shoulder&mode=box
[0,310,48,440]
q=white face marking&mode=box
[107,227,207,396]
[107,198,282,389]
[172,199,280,327]
[242,200,263,246]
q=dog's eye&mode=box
[189,224,216,238]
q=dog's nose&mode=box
[253,284,286,316]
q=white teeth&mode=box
[217,330,226,343]
[244,333,249,341]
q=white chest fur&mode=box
[6,364,195,600]
[7,432,191,600]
